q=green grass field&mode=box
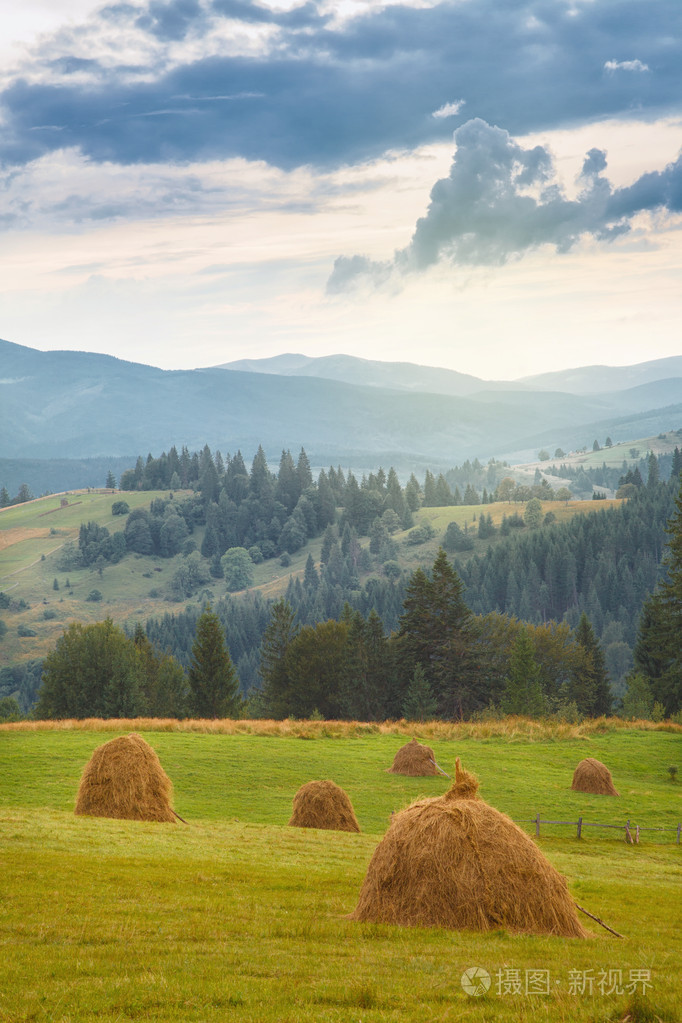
[1,722,681,1021]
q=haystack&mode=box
[75,733,176,822]
[288,779,360,832]
[350,758,587,937]
[387,738,439,776]
[571,757,619,796]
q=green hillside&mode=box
[0,489,618,671]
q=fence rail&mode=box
[513,813,682,844]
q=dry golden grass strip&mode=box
[387,738,440,776]
[350,758,587,938]
[288,779,360,832]
[3,715,681,740]
[571,756,620,796]
[75,732,176,822]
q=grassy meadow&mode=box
[1,719,681,1022]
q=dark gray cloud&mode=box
[1,0,681,171]
[327,118,682,291]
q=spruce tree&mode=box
[399,549,477,718]
[634,481,682,712]
[402,664,437,722]
[259,599,298,718]
[501,629,544,718]
[188,604,241,718]
[571,612,611,716]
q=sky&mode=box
[1,0,681,381]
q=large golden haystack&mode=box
[288,779,360,832]
[75,733,176,822]
[571,757,620,796]
[387,738,439,776]
[350,759,587,938]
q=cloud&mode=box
[327,117,682,291]
[0,0,681,172]
[432,100,465,119]
[604,58,650,73]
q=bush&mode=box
[0,696,21,722]
[42,609,57,620]
[406,522,436,546]
[443,521,474,552]
[86,589,103,602]
[17,624,37,637]
[112,500,130,516]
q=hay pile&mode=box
[387,738,439,776]
[75,732,176,822]
[350,758,587,937]
[288,779,360,832]
[571,757,620,796]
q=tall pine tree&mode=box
[501,629,545,718]
[259,599,299,718]
[570,612,612,716]
[634,480,682,712]
[398,549,477,719]
[188,604,241,718]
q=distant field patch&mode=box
[0,527,50,552]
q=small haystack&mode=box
[350,759,587,937]
[387,738,439,776]
[571,757,620,796]
[75,732,176,822]
[289,779,360,832]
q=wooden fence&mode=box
[515,813,682,844]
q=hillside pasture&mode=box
[1,490,617,672]
[0,722,680,1021]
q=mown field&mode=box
[1,719,680,1022]
[0,489,617,670]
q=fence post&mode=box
[535,813,540,837]
[625,820,633,844]
[677,823,681,845]
[577,816,582,839]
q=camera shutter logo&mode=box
[461,967,491,997]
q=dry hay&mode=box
[288,779,360,832]
[571,757,620,796]
[350,758,587,937]
[387,738,439,776]
[75,732,176,822]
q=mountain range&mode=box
[1,339,681,491]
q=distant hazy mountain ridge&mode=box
[1,340,681,480]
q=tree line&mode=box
[18,465,682,722]
[31,550,616,723]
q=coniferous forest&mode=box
[2,440,681,723]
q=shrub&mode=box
[86,589,103,602]
[112,501,130,516]
[17,624,37,637]
[0,696,21,722]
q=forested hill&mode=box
[132,479,676,704]
[2,441,679,718]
